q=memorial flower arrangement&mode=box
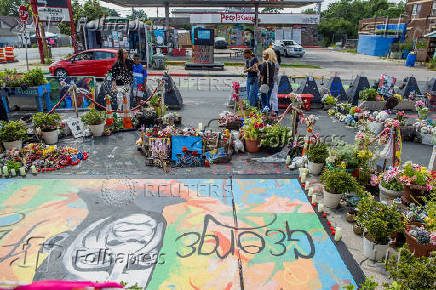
[376,167,404,192]
[241,112,264,141]
[393,94,403,101]
[415,100,429,120]
[399,162,433,191]
[322,94,336,106]
[395,111,407,127]
[359,88,378,101]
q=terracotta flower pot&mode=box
[402,184,427,205]
[404,222,436,257]
[244,139,260,153]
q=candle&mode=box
[334,227,342,241]
[286,155,291,165]
[308,188,314,196]
[198,122,203,131]
[318,203,324,213]
[31,165,37,174]
[19,167,26,176]
[302,168,309,175]
[2,166,8,177]
[10,168,16,176]
[312,195,317,203]
[299,168,304,177]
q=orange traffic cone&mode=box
[122,95,133,129]
[5,47,14,62]
[105,95,114,126]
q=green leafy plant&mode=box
[359,88,378,101]
[399,41,413,51]
[260,124,290,147]
[81,108,105,125]
[241,112,264,141]
[32,112,61,132]
[320,168,361,195]
[322,94,337,105]
[6,161,21,171]
[385,246,436,289]
[341,277,378,289]
[356,193,405,244]
[308,142,329,164]
[327,144,360,169]
[0,121,27,142]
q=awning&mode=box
[424,31,436,38]
[100,0,322,8]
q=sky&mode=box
[97,0,401,17]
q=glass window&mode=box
[94,51,115,60]
[412,4,422,16]
[283,41,295,46]
[72,52,93,61]
[433,1,436,15]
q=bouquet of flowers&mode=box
[416,100,429,120]
[395,111,407,127]
[241,112,264,141]
[376,167,404,192]
[399,162,433,191]
[322,94,336,106]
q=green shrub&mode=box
[399,41,413,51]
[385,246,436,289]
[308,142,329,163]
[320,168,360,195]
[81,109,105,125]
[0,121,27,142]
[359,88,377,101]
[356,193,404,244]
[33,112,61,132]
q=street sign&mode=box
[19,5,28,22]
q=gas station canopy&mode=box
[103,0,322,8]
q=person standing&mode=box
[258,48,276,113]
[132,54,147,107]
[243,49,259,107]
[270,48,281,116]
[110,49,134,111]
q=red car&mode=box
[49,48,118,78]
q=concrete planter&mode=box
[323,189,342,208]
[363,235,389,261]
[2,140,22,150]
[395,99,416,111]
[379,184,403,204]
[89,122,105,137]
[308,161,324,175]
[358,100,386,111]
[42,129,59,145]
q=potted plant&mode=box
[33,112,61,145]
[81,109,106,137]
[241,112,263,153]
[415,100,429,120]
[0,121,27,150]
[376,167,404,203]
[320,168,361,208]
[326,144,360,176]
[321,94,336,110]
[307,142,328,175]
[359,88,386,110]
[260,124,290,153]
[356,193,405,261]
[399,162,433,204]
[385,246,436,289]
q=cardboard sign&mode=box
[66,117,87,138]
[378,74,396,97]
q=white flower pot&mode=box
[379,184,402,203]
[89,122,105,137]
[308,161,324,175]
[42,130,59,145]
[323,189,343,208]
[3,140,22,150]
[363,236,389,261]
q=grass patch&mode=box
[281,63,321,69]
[338,48,357,54]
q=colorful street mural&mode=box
[46,76,96,110]
[0,179,357,289]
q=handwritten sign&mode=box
[66,117,87,138]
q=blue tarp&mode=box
[375,23,407,42]
[357,35,398,56]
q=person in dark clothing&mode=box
[243,48,259,107]
[0,98,8,122]
[258,48,276,112]
[110,49,134,110]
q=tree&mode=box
[302,8,317,15]
[261,7,284,13]
[318,0,406,46]
[58,0,112,36]
[127,8,147,20]
[0,0,20,16]
[105,8,120,17]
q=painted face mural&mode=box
[1,179,361,289]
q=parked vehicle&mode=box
[272,40,305,57]
[214,37,228,49]
[49,48,118,78]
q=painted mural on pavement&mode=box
[0,179,357,289]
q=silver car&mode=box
[272,40,305,57]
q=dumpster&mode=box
[152,53,166,70]
[406,52,416,67]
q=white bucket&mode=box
[323,189,343,208]
[42,130,59,145]
[308,161,324,175]
[89,122,105,137]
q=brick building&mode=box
[404,0,436,41]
